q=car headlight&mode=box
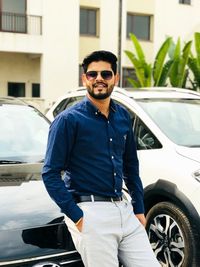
[193,169,200,182]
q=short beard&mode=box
[87,85,114,100]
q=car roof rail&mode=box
[140,86,199,93]
[0,96,27,105]
[76,87,86,91]
[125,86,200,96]
[113,86,131,95]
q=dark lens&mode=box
[86,71,98,80]
[101,70,113,80]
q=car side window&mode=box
[53,96,84,117]
[135,118,162,150]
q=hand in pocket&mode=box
[75,217,84,232]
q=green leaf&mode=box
[127,78,140,88]
[153,37,172,86]
[182,69,189,88]
[144,64,152,87]
[173,37,181,59]
[124,50,145,86]
[178,41,192,87]
[129,33,146,63]
[169,38,182,87]
[194,32,200,68]
[155,59,174,87]
[168,39,176,59]
[188,57,200,86]
[169,61,179,87]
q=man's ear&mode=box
[114,73,120,86]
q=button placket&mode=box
[107,119,119,194]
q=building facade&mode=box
[0,0,200,111]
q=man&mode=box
[42,50,160,267]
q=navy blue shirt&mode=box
[42,96,144,223]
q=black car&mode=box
[0,97,83,267]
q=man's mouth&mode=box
[93,82,107,88]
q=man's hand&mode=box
[75,217,83,232]
[135,213,146,227]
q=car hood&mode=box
[0,163,75,263]
[175,146,200,163]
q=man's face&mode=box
[82,61,119,100]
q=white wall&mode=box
[27,0,43,16]
[41,0,79,108]
[154,0,200,53]
[0,52,40,96]
[100,0,119,55]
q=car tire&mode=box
[145,201,199,267]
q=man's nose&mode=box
[96,72,103,80]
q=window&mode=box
[0,0,26,33]
[179,0,191,4]
[122,68,137,88]
[135,119,162,150]
[127,14,151,41]
[80,8,97,36]
[53,96,84,118]
[8,82,25,97]
[32,83,40,97]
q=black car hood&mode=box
[0,163,75,263]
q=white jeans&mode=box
[65,200,160,267]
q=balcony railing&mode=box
[0,12,42,35]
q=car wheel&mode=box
[146,201,198,267]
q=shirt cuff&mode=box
[132,199,145,214]
[62,203,84,223]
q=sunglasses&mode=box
[85,70,113,81]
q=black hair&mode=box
[82,50,118,74]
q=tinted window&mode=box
[179,0,191,4]
[1,0,26,32]
[122,68,137,88]
[53,96,84,118]
[8,82,25,97]
[127,14,151,40]
[79,64,84,86]
[32,83,40,97]
[80,8,97,35]
[2,0,26,13]
[134,118,162,150]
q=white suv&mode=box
[46,87,200,267]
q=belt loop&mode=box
[91,195,95,202]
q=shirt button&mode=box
[114,172,116,176]
[95,112,98,115]
[108,121,110,124]
[111,156,114,159]
[115,189,117,192]
[110,138,112,142]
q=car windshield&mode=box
[0,104,49,162]
[136,98,200,147]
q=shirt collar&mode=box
[84,96,117,115]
